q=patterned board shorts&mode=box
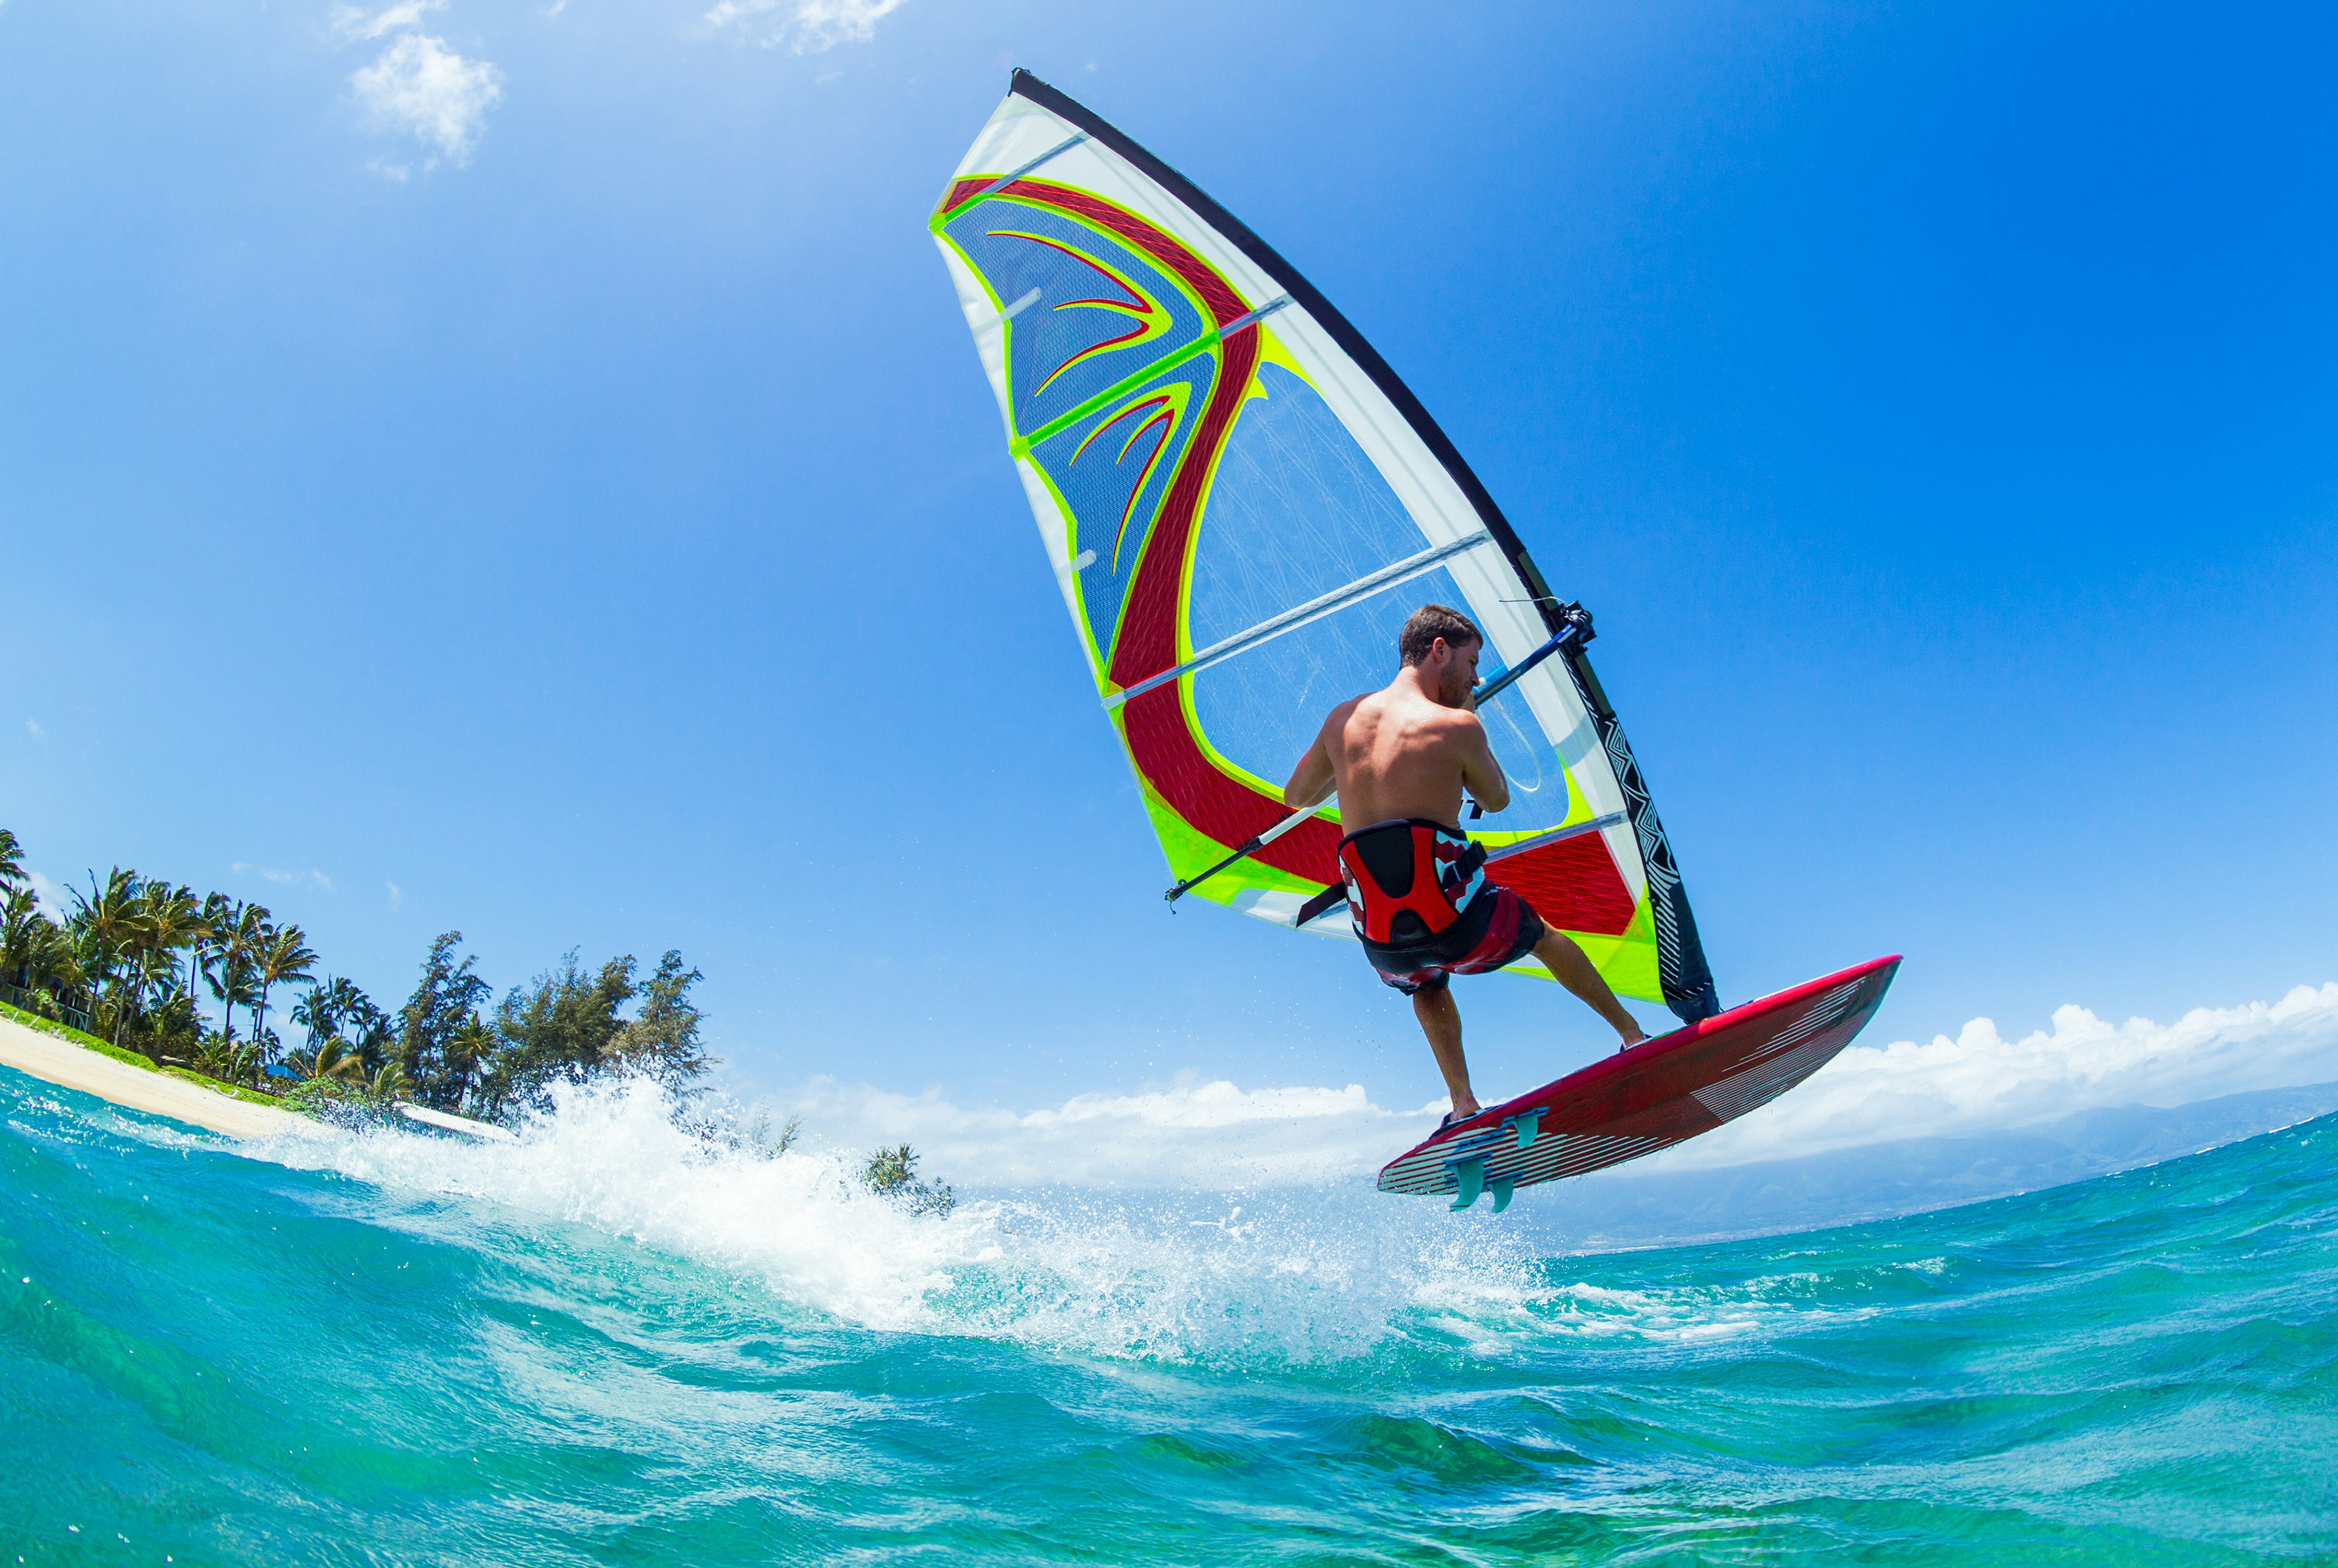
[1360,884,1547,995]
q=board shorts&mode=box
[1337,819,1548,996]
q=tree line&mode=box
[0,828,711,1125]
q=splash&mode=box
[273,1077,1563,1365]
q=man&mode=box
[1283,604,1648,1127]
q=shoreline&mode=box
[0,1011,324,1141]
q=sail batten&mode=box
[944,132,1091,214]
[935,70,1721,1022]
[1109,530,1495,707]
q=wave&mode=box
[8,1061,2335,1561]
[261,1052,2329,1371]
[270,1077,1553,1365]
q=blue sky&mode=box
[5,0,2333,1123]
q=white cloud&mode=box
[701,0,907,52]
[23,720,43,741]
[763,981,2338,1191]
[332,0,445,41]
[351,32,503,161]
[1645,982,2338,1172]
[387,880,404,911]
[26,871,66,922]
[780,1072,1442,1189]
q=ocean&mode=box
[3,1068,2333,1564]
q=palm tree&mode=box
[446,1011,497,1112]
[250,922,317,1068]
[291,982,330,1048]
[175,893,220,1022]
[293,975,363,1051]
[124,883,206,1043]
[141,987,204,1059]
[0,828,25,894]
[196,1037,262,1087]
[292,1035,367,1083]
[2,886,47,984]
[68,868,144,1047]
[348,995,393,1073]
[195,894,231,1034]
[203,900,262,1043]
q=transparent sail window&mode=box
[1182,568,1576,837]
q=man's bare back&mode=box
[1284,606,1646,1123]
[1288,634,1508,833]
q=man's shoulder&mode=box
[1423,702,1486,735]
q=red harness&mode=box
[1338,821,1476,945]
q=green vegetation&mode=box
[0,993,114,1054]
[158,1067,284,1108]
[1,992,284,1108]
[1,828,954,1195]
[0,826,711,1126]
[859,1144,958,1216]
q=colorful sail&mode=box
[932,71,1720,1022]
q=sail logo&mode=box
[980,229,1171,395]
[1068,382,1191,567]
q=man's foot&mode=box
[1438,1105,1480,1133]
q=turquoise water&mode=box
[2,1069,2333,1564]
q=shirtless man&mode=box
[1282,604,1648,1126]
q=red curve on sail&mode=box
[966,178,1635,934]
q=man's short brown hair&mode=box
[1399,604,1483,667]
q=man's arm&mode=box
[1283,719,1336,810]
[1454,713,1510,814]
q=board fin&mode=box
[1447,1155,1485,1211]
[1504,1108,1542,1150]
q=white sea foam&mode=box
[289,1079,966,1333]
[247,1076,1903,1366]
[270,1077,1552,1363]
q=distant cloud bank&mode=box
[1653,981,2338,1172]
[768,981,2338,1191]
[781,1073,1434,1189]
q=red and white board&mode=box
[1378,956,1902,1209]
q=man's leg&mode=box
[1533,929,1649,1048]
[1412,983,1481,1118]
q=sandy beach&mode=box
[0,1012,323,1141]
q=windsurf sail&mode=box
[932,71,1721,1023]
